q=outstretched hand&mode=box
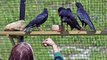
[42,38,56,47]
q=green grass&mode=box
[0,0,107,60]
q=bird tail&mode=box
[88,22,96,31]
[24,26,33,34]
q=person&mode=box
[42,38,64,60]
[8,42,34,60]
[9,38,63,60]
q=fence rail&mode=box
[0,31,107,36]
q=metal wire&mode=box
[0,0,107,60]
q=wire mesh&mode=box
[0,0,107,31]
[0,0,107,60]
[0,36,107,60]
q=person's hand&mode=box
[42,38,60,53]
[42,38,56,47]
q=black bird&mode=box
[58,7,69,22]
[66,8,82,31]
[58,7,68,31]
[76,2,96,31]
[24,8,48,34]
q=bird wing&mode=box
[77,8,96,31]
[77,8,93,23]
[25,13,48,28]
[35,13,48,23]
[66,9,81,30]
[77,9,86,21]
[59,9,68,17]
[59,9,68,22]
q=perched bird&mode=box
[66,8,83,31]
[24,8,48,34]
[4,20,25,45]
[76,2,96,31]
[58,7,68,22]
[58,7,68,31]
[58,7,83,31]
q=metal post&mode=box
[19,0,26,20]
[19,0,26,41]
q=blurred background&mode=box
[0,0,107,60]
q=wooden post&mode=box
[0,31,107,36]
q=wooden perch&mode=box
[0,31,107,36]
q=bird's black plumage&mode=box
[76,2,96,31]
[66,8,82,30]
[58,7,69,31]
[58,7,68,22]
[24,8,48,34]
[58,7,82,31]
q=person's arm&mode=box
[42,38,64,60]
[52,44,59,53]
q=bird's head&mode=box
[43,8,48,13]
[66,8,72,12]
[58,7,65,13]
[75,2,83,8]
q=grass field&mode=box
[0,0,107,60]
